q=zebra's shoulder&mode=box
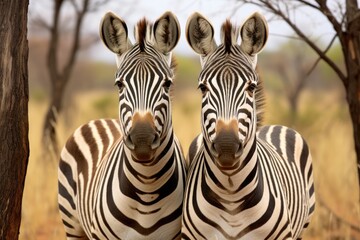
[62,119,122,163]
[70,119,121,141]
[186,134,203,168]
[257,125,305,144]
[256,125,311,169]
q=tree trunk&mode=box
[43,77,67,154]
[347,79,360,197]
[345,40,360,195]
[288,90,299,117]
[345,0,360,196]
[0,1,29,239]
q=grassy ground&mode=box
[20,88,359,239]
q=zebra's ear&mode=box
[99,12,132,55]
[186,12,217,57]
[240,12,268,56]
[153,11,180,54]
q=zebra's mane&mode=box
[136,18,148,52]
[221,20,236,54]
[255,67,265,128]
[168,56,177,98]
[170,55,177,73]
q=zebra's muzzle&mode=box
[212,123,243,170]
[124,112,160,162]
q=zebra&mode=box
[58,11,186,239]
[181,12,315,240]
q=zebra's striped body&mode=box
[58,12,186,239]
[183,127,314,239]
[182,13,315,239]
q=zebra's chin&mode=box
[215,156,241,171]
[130,149,156,164]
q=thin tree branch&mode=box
[296,0,321,11]
[80,33,100,50]
[241,0,263,8]
[255,0,347,83]
[228,2,246,18]
[31,15,52,31]
[47,0,64,84]
[269,33,304,41]
[68,0,80,13]
[304,32,338,78]
[89,0,111,12]
[62,0,90,79]
[315,0,343,35]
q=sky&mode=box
[29,0,340,62]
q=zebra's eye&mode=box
[115,78,125,92]
[247,82,257,93]
[198,83,208,96]
[163,79,173,92]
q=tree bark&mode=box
[345,0,360,196]
[344,36,360,194]
[0,1,29,239]
[346,74,360,192]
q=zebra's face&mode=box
[100,12,180,162]
[186,12,268,170]
[199,51,259,169]
[115,48,175,161]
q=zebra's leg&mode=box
[58,153,88,239]
[58,183,88,239]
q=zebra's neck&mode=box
[203,136,261,195]
[123,129,176,181]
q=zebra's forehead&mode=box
[199,48,257,84]
[115,45,174,79]
[202,45,255,69]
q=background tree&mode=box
[0,1,29,239]
[32,0,110,153]
[239,0,360,197]
[262,40,319,118]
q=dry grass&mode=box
[20,103,65,239]
[19,88,359,239]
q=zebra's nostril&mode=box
[212,136,243,159]
[124,135,135,150]
[234,142,243,158]
[211,143,220,158]
[151,133,160,150]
